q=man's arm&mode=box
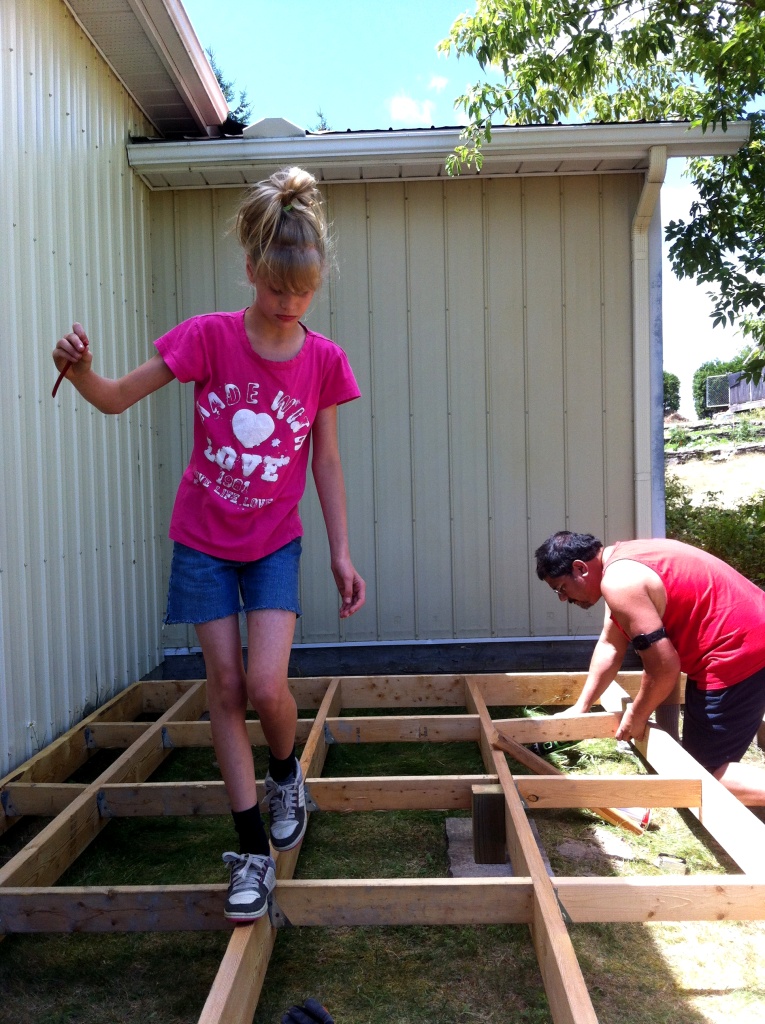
[561,613,630,716]
[602,561,681,741]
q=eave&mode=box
[126,120,751,190]
[63,0,228,137]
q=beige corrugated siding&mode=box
[0,0,160,772]
[152,174,639,650]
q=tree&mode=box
[691,350,749,419]
[663,371,681,415]
[310,110,332,132]
[206,48,252,133]
[439,2,765,383]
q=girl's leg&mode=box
[244,608,298,758]
[246,609,308,852]
[195,614,257,811]
[196,614,276,922]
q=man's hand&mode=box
[615,703,650,743]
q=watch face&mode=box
[632,627,666,650]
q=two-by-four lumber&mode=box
[4,875,765,934]
[0,683,145,837]
[598,680,765,876]
[3,773,702,819]
[0,682,208,888]
[197,679,343,1024]
[465,677,599,1024]
[493,711,619,745]
[490,722,645,835]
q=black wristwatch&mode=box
[631,626,667,651]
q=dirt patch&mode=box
[666,450,765,506]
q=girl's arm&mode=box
[311,405,366,618]
[53,322,175,413]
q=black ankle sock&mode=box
[268,746,297,783]
[231,804,270,856]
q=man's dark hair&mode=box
[534,531,602,580]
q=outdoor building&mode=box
[0,0,750,772]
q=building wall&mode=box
[0,0,161,772]
[151,173,641,651]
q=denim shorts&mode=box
[164,538,302,625]
[683,664,765,772]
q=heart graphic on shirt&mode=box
[232,409,275,448]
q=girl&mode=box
[53,167,366,922]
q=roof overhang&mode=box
[63,0,228,137]
[127,120,751,190]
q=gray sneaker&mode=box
[265,761,307,852]
[222,851,276,922]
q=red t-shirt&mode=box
[604,539,765,690]
[156,310,360,562]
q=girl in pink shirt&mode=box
[53,167,365,922]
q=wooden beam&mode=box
[325,714,479,743]
[3,773,699,820]
[599,680,765,876]
[3,875,765,934]
[472,785,507,864]
[197,678,343,1024]
[0,683,145,836]
[465,678,599,1024]
[0,682,207,888]
[514,775,702,809]
[464,671,644,708]
[493,712,618,745]
[491,727,645,835]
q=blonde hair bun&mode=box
[236,167,328,293]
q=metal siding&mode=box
[406,182,454,638]
[560,176,609,639]
[1,0,160,772]
[366,184,416,639]
[524,178,568,637]
[602,175,638,544]
[484,177,530,636]
[445,180,493,636]
[319,184,377,643]
[146,174,640,649]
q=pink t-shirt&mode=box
[604,539,765,689]
[155,310,360,562]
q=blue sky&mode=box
[182,0,743,417]
[182,0,484,132]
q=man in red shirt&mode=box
[535,531,765,805]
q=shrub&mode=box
[665,473,765,586]
[663,371,680,415]
[666,425,690,449]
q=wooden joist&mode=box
[3,875,764,934]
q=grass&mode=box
[2,716,765,1024]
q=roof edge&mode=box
[127,0,229,132]
[128,120,751,177]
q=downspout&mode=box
[631,145,667,537]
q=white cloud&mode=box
[388,94,436,126]
[429,75,448,93]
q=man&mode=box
[535,531,765,805]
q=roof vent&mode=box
[242,117,306,139]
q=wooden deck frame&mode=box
[2,671,765,1024]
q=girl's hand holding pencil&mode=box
[52,322,91,396]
